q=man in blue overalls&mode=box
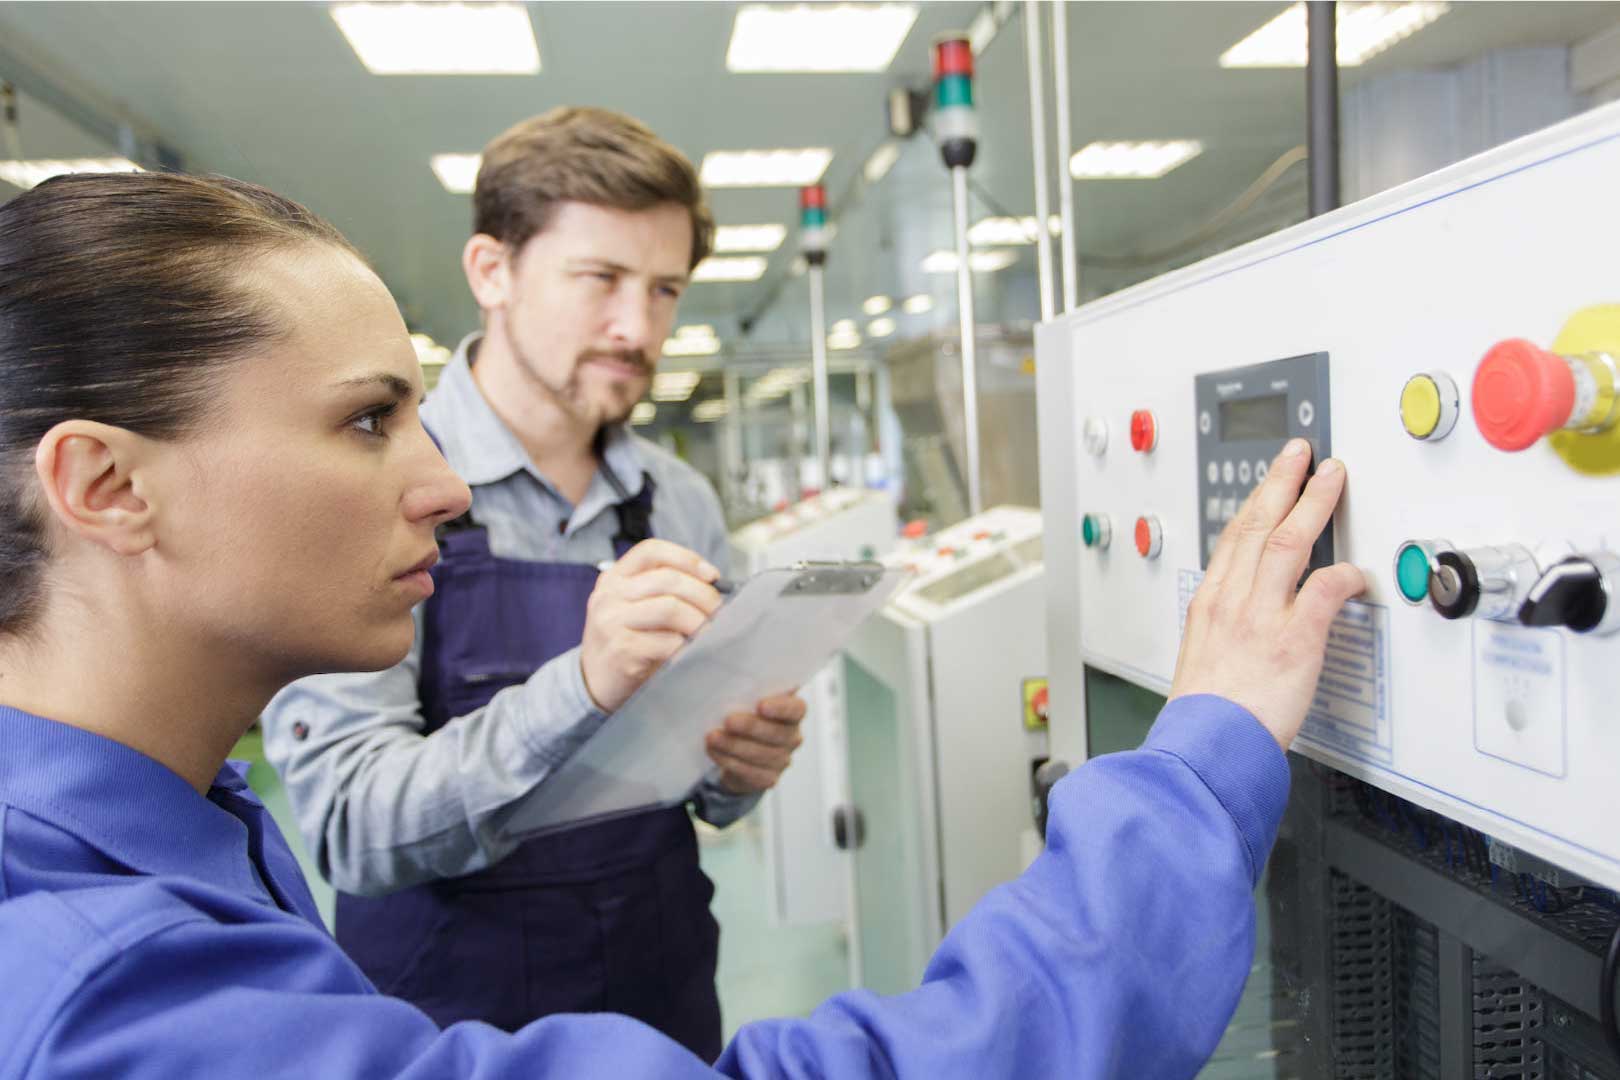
[262,107,808,1058]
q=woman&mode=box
[0,172,1361,1079]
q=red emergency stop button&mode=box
[1129,409,1157,453]
[1134,516,1163,559]
[902,520,928,540]
[1472,338,1575,451]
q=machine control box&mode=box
[1036,101,1620,892]
[1194,352,1333,569]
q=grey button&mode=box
[1199,410,1212,435]
[1206,497,1221,522]
[1207,461,1219,484]
[1238,460,1252,484]
[1255,459,1269,482]
[1221,498,1237,521]
[1222,460,1235,484]
[1298,399,1315,427]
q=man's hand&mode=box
[580,539,723,713]
[1170,438,1366,750]
[704,693,807,795]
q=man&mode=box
[262,107,807,1057]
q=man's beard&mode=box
[509,326,651,427]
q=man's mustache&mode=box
[580,350,654,376]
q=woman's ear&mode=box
[33,421,158,558]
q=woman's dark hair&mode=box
[0,171,357,636]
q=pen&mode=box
[596,561,735,594]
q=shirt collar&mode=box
[0,707,267,899]
[424,331,649,502]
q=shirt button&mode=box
[292,721,310,741]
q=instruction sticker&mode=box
[1472,621,1566,778]
[1179,570,1392,764]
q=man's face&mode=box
[493,201,691,427]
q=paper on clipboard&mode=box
[507,562,909,835]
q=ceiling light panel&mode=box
[691,256,769,283]
[864,140,902,185]
[1069,140,1204,179]
[1220,2,1449,68]
[863,295,893,316]
[700,148,833,188]
[921,249,1018,274]
[726,4,919,73]
[968,216,1041,246]
[902,293,935,314]
[630,402,657,425]
[332,2,541,75]
[693,399,731,422]
[714,224,787,252]
[663,335,722,358]
[868,317,897,338]
[651,371,704,402]
[0,157,141,190]
[431,153,481,193]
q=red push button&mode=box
[1129,409,1158,453]
[902,520,928,540]
[1472,338,1575,452]
[1134,516,1163,559]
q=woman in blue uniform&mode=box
[0,171,1364,1079]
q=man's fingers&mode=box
[619,595,710,637]
[721,711,804,748]
[618,566,723,617]
[1288,561,1367,646]
[612,538,719,582]
[1219,438,1314,592]
[755,694,807,722]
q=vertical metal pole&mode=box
[1307,1,1341,216]
[1050,0,1079,311]
[722,368,743,510]
[808,263,832,489]
[1023,0,1057,322]
[950,165,983,516]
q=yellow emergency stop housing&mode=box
[1547,304,1620,475]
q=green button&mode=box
[1396,544,1431,603]
[1082,516,1097,548]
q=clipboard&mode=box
[508,561,910,835]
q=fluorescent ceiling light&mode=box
[1069,140,1203,179]
[652,371,704,402]
[693,399,731,422]
[663,335,722,358]
[1220,2,1449,68]
[969,216,1042,246]
[0,157,141,190]
[828,329,862,351]
[331,2,540,74]
[831,318,857,334]
[691,256,769,282]
[790,255,809,277]
[864,140,901,185]
[868,317,897,338]
[630,402,657,426]
[921,249,1019,274]
[676,324,716,339]
[902,293,935,315]
[714,223,787,253]
[863,295,892,316]
[726,3,919,73]
[409,332,451,366]
[431,153,481,193]
[701,148,833,188]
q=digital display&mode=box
[1220,394,1288,441]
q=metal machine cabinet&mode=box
[839,507,1049,993]
[728,489,898,930]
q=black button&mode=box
[292,721,309,741]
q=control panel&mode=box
[1035,101,1620,891]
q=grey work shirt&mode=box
[262,333,757,897]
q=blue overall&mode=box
[333,463,723,1059]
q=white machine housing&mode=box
[1037,102,1620,891]
[841,506,1048,993]
[728,488,897,927]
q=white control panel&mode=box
[1036,102,1620,891]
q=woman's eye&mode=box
[351,404,397,438]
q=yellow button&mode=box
[1401,374,1442,439]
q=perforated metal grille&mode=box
[1393,910,1443,1080]
[1329,871,1396,1078]
[1473,957,1544,1079]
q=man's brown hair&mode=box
[473,106,714,269]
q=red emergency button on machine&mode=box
[1129,409,1158,453]
[1472,339,1577,451]
[1134,516,1163,559]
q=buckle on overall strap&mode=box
[611,473,656,551]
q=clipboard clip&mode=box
[780,561,888,596]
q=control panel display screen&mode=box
[1220,393,1289,441]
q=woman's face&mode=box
[149,244,470,680]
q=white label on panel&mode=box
[1179,570,1391,763]
[1471,621,1566,779]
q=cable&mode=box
[1602,918,1620,1065]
